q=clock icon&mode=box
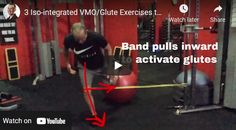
[179,4,188,13]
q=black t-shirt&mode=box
[64,31,107,70]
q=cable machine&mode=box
[174,0,229,114]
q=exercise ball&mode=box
[105,72,137,104]
[175,70,213,105]
[175,70,210,87]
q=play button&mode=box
[103,56,132,75]
[114,61,122,70]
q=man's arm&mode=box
[64,48,77,75]
[64,48,70,67]
[104,43,112,56]
[103,43,114,80]
[64,36,77,75]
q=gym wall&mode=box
[196,0,219,80]
[103,0,138,74]
[0,0,33,80]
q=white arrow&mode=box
[114,61,122,70]
[214,5,222,12]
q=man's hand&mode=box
[67,64,77,75]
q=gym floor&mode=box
[0,51,235,130]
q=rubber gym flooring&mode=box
[1,51,236,130]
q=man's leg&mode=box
[78,65,97,116]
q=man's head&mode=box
[7,3,16,16]
[71,23,87,40]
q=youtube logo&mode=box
[37,117,46,125]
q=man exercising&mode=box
[64,23,112,117]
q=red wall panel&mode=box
[103,0,138,74]
[196,0,219,80]
[0,0,33,79]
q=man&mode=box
[6,3,18,21]
[64,23,112,117]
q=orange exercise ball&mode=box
[105,72,137,103]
